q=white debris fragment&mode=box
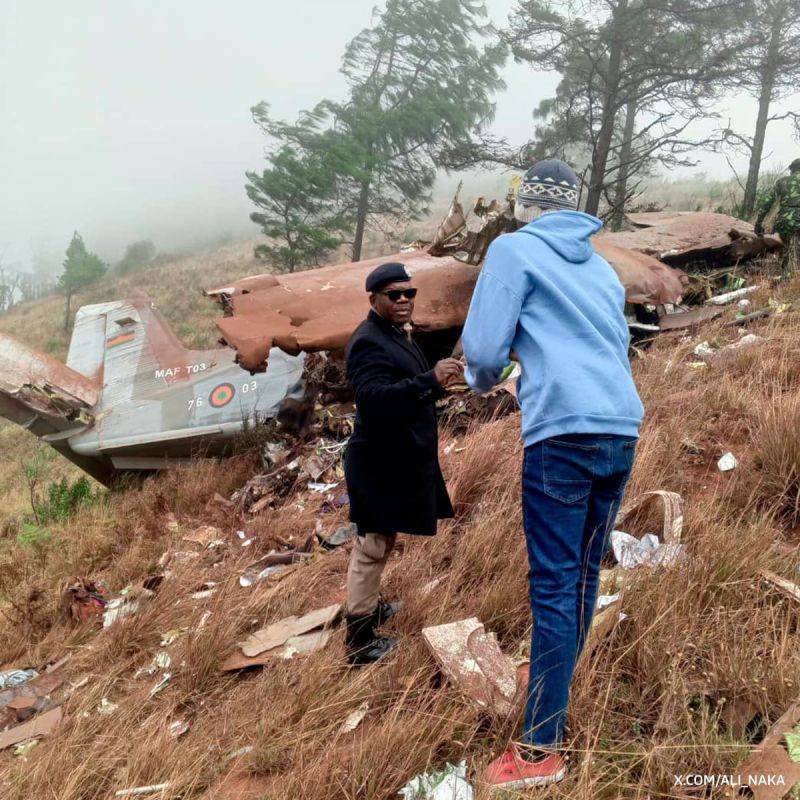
[149,672,172,697]
[160,629,184,646]
[693,341,716,359]
[224,745,254,762]
[0,669,38,689]
[239,564,289,588]
[339,702,369,734]
[308,481,340,493]
[103,590,153,628]
[705,285,761,306]
[596,593,620,610]
[114,784,171,797]
[398,761,474,800]
[168,720,189,739]
[98,698,119,715]
[611,530,684,569]
[12,739,39,757]
[134,652,172,679]
[717,452,738,472]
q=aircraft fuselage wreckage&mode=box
[0,197,781,483]
[0,300,303,483]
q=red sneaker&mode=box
[483,743,566,791]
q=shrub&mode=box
[34,476,97,524]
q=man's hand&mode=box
[433,358,463,388]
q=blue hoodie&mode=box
[462,210,643,447]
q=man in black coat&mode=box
[344,261,461,666]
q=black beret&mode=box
[365,261,411,293]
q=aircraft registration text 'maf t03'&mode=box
[0,299,304,484]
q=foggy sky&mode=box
[1,0,798,268]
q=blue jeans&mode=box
[521,433,636,748]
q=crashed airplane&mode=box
[0,300,303,483]
[0,195,783,482]
[208,198,698,372]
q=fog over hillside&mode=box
[1,0,798,269]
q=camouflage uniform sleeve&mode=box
[755,178,782,231]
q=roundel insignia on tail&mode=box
[209,383,235,408]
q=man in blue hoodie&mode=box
[464,160,643,791]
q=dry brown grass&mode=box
[3,262,800,798]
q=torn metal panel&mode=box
[591,240,686,306]
[658,306,723,332]
[214,253,479,371]
[422,618,517,716]
[213,247,684,371]
[602,212,783,268]
[0,706,62,750]
[0,331,98,431]
[616,490,684,544]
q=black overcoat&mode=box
[344,310,454,536]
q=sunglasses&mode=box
[379,288,418,302]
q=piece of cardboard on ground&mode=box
[422,618,517,716]
[0,706,62,750]
[221,630,334,672]
[616,490,684,544]
[235,603,342,659]
[729,697,800,799]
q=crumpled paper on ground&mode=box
[0,669,38,689]
[611,530,684,569]
[398,761,473,800]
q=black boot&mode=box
[374,599,403,627]
[345,612,397,667]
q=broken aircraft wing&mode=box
[211,252,480,372]
[0,332,98,434]
[599,211,783,268]
[210,246,684,372]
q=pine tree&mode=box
[501,0,742,218]
[58,232,107,330]
[245,140,352,272]
[722,0,800,217]
[248,0,506,263]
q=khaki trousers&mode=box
[346,532,397,616]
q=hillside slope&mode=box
[2,257,800,798]
[0,239,272,518]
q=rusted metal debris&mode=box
[58,577,108,625]
[421,618,518,716]
[601,211,783,269]
[210,248,684,372]
[729,697,800,799]
[0,331,98,431]
[210,252,479,372]
[0,705,63,750]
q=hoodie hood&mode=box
[518,210,603,263]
